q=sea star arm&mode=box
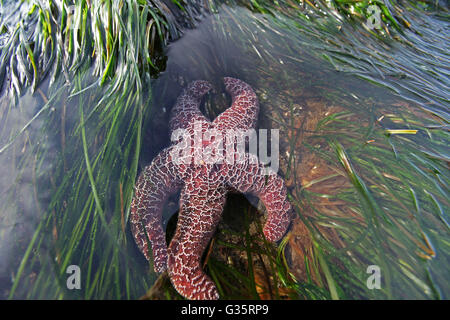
[213,77,259,130]
[130,148,182,273]
[223,154,293,241]
[167,180,227,300]
[169,80,213,133]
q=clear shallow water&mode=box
[0,1,448,299]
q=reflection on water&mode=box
[0,1,448,299]
[0,89,52,297]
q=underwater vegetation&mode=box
[0,0,448,299]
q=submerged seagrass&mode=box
[0,0,448,300]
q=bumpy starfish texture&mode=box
[130,77,293,300]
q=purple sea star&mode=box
[130,77,293,300]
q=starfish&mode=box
[130,77,293,300]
